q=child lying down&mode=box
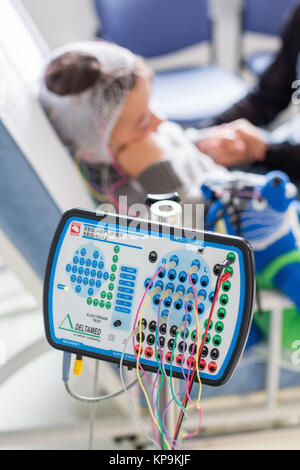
[40,40,300,354]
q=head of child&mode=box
[40,40,163,165]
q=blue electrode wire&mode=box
[180,303,190,386]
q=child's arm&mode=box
[115,132,197,208]
[117,133,164,179]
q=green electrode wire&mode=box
[155,316,166,450]
[170,331,187,415]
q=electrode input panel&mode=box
[44,209,255,386]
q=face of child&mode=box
[110,75,164,154]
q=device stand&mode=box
[149,197,183,449]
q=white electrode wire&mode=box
[119,329,161,450]
[63,373,139,403]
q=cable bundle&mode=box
[62,259,232,450]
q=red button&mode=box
[208,361,217,373]
[145,347,153,359]
[186,356,196,369]
[176,354,184,366]
[165,351,173,363]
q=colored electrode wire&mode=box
[180,306,203,444]
[132,265,167,387]
[119,327,160,450]
[180,304,191,394]
[186,274,203,404]
[159,283,202,448]
[136,294,171,450]
[182,406,203,442]
[158,303,176,383]
[187,309,203,404]
[154,302,167,449]
[161,392,184,450]
[185,310,202,405]
[154,302,184,450]
[162,277,203,445]
[183,312,203,443]
[169,332,188,416]
[150,368,161,448]
[173,270,231,441]
[174,281,221,439]
[74,153,118,207]
[163,298,202,449]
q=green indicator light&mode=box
[106,301,111,309]
[220,294,228,306]
[101,291,106,299]
[180,328,189,339]
[202,332,211,344]
[112,255,118,263]
[87,297,92,305]
[204,319,213,330]
[227,252,236,263]
[215,321,224,333]
[93,299,99,307]
[110,273,116,281]
[107,292,113,300]
[108,283,114,291]
[99,300,105,308]
[114,246,120,254]
[217,308,226,319]
[222,281,231,292]
[111,264,117,272]
[213,334,222,347]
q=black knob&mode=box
[149,251,158,263]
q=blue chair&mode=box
[94,0,247,126]
[242,0,299,77]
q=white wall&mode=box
[20,0,99,50]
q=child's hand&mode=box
[116,133,164,178]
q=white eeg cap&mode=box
[39,40,137,165]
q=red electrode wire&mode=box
[173,270,231,441]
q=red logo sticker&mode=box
[70,222,81,236]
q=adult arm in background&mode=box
[202,4,300,127]
[195,4,300,177]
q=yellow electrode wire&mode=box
[180,305,203,442]
[191,305,202,406]
[136,294,171,450]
